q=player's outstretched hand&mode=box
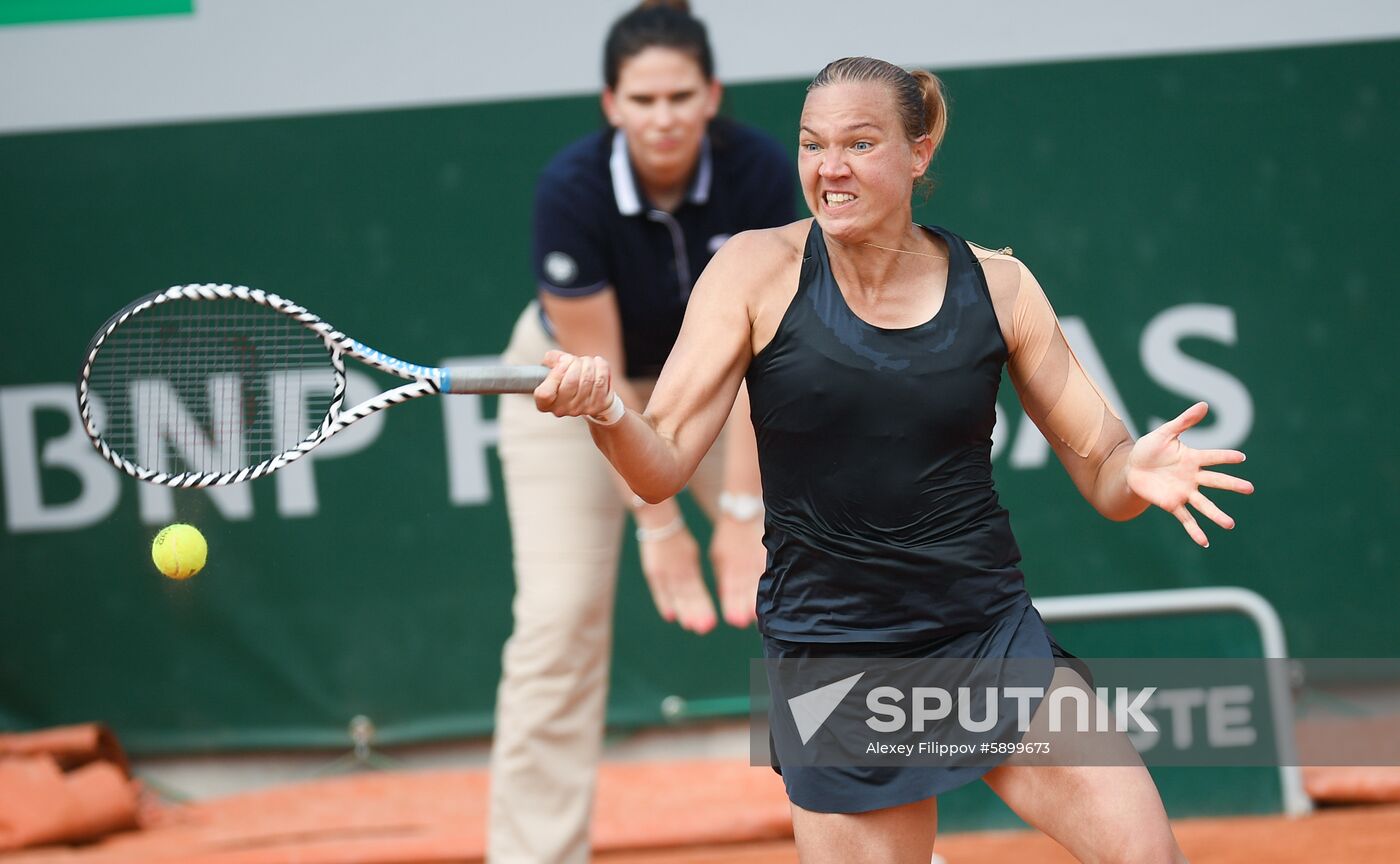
[1125,401,1254,548]
[535,350,615,419]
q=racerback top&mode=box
[747,221,1030,643]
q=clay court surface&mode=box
[601,806,1400,864]
[4,758,1399,864]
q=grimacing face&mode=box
[798,81,932,242]
[602,46,721,190]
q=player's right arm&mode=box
[532,167,724,631]
[529,165,675,514]
[536,227,796,502]
[541,289,720,632]
[537,290,660,507]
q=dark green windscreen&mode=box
[1,41,1394,821]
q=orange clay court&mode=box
[4,726,1400,864]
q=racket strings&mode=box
[87,297,337,476]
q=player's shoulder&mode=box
[710,220,808,273]
[694,221,807,309]
[962,237,1037,301]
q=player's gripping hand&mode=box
[535,350,616,420]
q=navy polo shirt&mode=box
[531,117,796,378]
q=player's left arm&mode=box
[984,251,1254,546]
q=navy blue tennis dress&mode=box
[746,221,1081,813]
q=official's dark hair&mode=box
[604,0,714,89]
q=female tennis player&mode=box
[489,2,794,860]
[536,56,1252,862]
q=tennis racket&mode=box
[78,283,547,488]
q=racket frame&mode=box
[78,283,538,488]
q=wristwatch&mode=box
[718,491,765,522]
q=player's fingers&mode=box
[1197,470,1254,495]
[533,381,555,410]
[533,355,570,409]
[1196,449,1246,467]
[1173,505,1209,548]
[592,357,613,413]
[1163,401,1209,435]
[1189,490,1235,530]
[557,354,585,407]
[542,349,568,368]
[546,355,587,415]
[573,356,596,407]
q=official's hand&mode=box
[1126,402,1254,547]
[710,516,764,628]
[639,525,717,634]
[534,350,614,419]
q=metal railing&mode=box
[1037,586,1311,816]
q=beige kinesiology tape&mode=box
[984,255,1124,460]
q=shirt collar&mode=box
[609,129,713,216]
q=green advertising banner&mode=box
[0,0,192,27]
[1,36,1396,805]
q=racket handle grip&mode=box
[442,364,549,394]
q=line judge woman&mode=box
[488,2,795,861]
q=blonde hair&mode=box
[808,57,949,193]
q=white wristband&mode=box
[635,516,684,543]
[585,392,625,426]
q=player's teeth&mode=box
[826,193,854,204]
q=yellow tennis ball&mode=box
[151,524,207,580]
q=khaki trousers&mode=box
[487,304,724,863]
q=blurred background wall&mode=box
[2,2,1397,763]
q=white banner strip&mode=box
[2,0,1399,135]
